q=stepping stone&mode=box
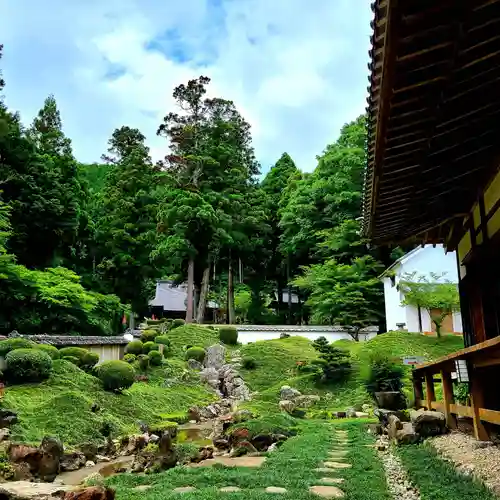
[314,468,339,474]
[323,461,352,469]
[328,451,348,456]
[266,487,287,494]
[309,485,344,498]
[220,486,242,492]
[133,485,151,491]
[189,456,266,468]
[173,487,196,493]
[319,477,344,485]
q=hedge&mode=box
[219,326,238,345]
[148,350,163,366]
[5,348,53,383]
[0,338,36,357]
[185,346,206,363]
[34,344,60,360]
[125,340,143,355]
[96,360,135,392]
[58,347,89,366]
[142,341,159,354]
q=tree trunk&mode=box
[186,257,195,323]
[239,258,243,284]
[349,327,360,341]
[287,256,292,325]
[196,264,211,324]
[227,259,235,324]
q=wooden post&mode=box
[469,370,489,441]
[425,372,435,410]
[440,369,457,429]
[412,373,423,409]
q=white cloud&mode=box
[0,0,371,173]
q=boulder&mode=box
[187,359,203,370]
[0,409,18,429]
[79,443,98,461]
[119,435,148,456]
[346,407,357,418]
[395,422,419,445]
[387,414,403,440]
[267,443,279,453]
[409,410,446,437]
[367,423,383,435]
[200,368,219,389]
[251,434,274,451]
[204,344,226,370]
[279,400,295,413]
[374,409,408,426]
[280,386,301,401]
[230,440,258,457]
[0,428,11,442]
[213,438,230,450]
[229,427,250,445]
[374,391,406,411]
[64,486,115,500]
[231,409,253,423]
[334,411,346,419]
[294,395,320,408]
[85,461,95,468]
[187,407,202,423]
[0,481,71,499]
[60,452,86,472]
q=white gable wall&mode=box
[384,245,463,333]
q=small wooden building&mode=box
[364,0,500,439]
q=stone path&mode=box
[309,428,351,498]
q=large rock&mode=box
[395,422,419,445]
[280,386,301,401]
[38,437,64,482]
[60,452,86,472]
[64,486,115,500]
[409,410,446,437]
[387,414,403,440]
[0,409,18,428]
[0,481,70,499]
[187,406,202,423]
[279,400,296,413]
[294,395,320,408]
[374,391,406,411]
[200,368,219,389]
[187,359,203,370]
[374,409,408,426]
[204,344,226,370]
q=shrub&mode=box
[146,319,165,326]
[62,356,80,366]
[34,344,60,360]
[140,330,159,343]
[142,341,159,354]
[81,352,99,371]
[242,356,257,369]
[137,354,149,370]
[96,360,135,392]
[125,340,143,355]
[171,319,185,330]
[58,347,89,366]
[218,326,238,345]
[5,348,53,383]
[364,353,404,397]
[123,354,136,364]
[316,346,352,383]
[155,335,171,347]
[0,338,36,357]
[185,346,206,363]
[148,350,163,366]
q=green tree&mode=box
[398,272,460,337]
[97,126,161,323]
[294,256,383,340]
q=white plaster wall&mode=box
[452,312,463,333]
[383,277,407,330]
[236,331,376,344]
[399,245,459,281]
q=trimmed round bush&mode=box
[125,340,143,355]
[140,330,159,343]
[81,352,99,371]
[155,335,171,347]
[5,348,53,383]
[34,344,60,360]
[142,341,159,354]
[185,346,206,363]
[96,360,135,392]
[148,350,163,366]
[218,326,238,345]
[0,338,36,357]
[137,354,149,370]
[123,354,136,364]
[171,319,185,330]
[62,355,80,366]
[58,347,88,366]
[242,356,257,369]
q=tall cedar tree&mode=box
[97,127,161,320]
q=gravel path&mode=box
[431,432,500,494]
[376,436,421,500]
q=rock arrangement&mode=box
[374,408,447,445]
[198,345,251,402]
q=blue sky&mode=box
[0,0,372,173]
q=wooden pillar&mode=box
[412,373,423,409]
[425,372,436,410]
[469,369,489,441]
[440,369,457,429]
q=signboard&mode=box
[402,356,426,366]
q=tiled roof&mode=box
[15,334,129,346]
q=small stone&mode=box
[309,485,345,498]
[220,486,242,492]
[323,461,352,469]
[85,460,96,468]
[173,486,197,493]
[314,468,338,473]
[319,478,344,484]
[266,486,287,494]
[134,485,152,491]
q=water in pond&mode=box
[56,456,134,485]
[177,421,213,446]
